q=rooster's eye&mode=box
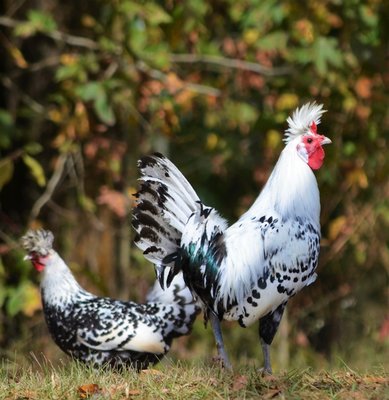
[307,137,313,144]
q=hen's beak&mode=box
[321,136,332,145]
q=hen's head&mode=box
[284,102,331,170]
[21,229,54,272]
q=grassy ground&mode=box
[1,356,388,400]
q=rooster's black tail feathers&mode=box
[133,153,199,286]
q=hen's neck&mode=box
[246,143,321,226]
[41,253,90,308]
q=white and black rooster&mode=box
[21,229,199,370]
[133,102,331,373]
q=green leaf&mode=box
[76,82,115,125]
[0,109,13,149]
[27,9,57,33]
[76,82,103,101]
[258,31,288,50]
[144,3,172,25]
[14,10,57,37]
[22,154,46,187]
[24,142,43,155]
[94,94,116,125]
[78,194,96,212]
[0,158,14,190]
[6,288,22,317]
[55,64,83,82]
[118,0,143,16]
[313,37,343,75]
[225,101,258,126]
[6,282,41,317]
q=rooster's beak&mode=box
[24,254,32,261]
[321,136,332,145]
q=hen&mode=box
[21,229,199,370]
[133,102,331,373]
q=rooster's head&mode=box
[284,102,331,170]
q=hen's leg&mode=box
[258,302,287,374]
[209,312,232,371]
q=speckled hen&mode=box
[21,229,199,370]
[132,103,331,373]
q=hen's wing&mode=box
[74,298,169,354]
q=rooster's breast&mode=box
[221,216,320,327]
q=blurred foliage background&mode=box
[0,0,388,371]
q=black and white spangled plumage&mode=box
[21,229,199,370]
[133,103,331,373]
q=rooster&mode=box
[21,229,199,370]
[132,102,331,373]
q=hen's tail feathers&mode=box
[133,153,199,286]
[146,272,200,336]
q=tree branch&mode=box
[0,16,98,50]
[29,153,68,221]
[170,53,292,76]
[1,76,45,114]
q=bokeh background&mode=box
[0,0,388,371]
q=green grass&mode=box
[0,356,388,400]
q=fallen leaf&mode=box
[127,389,141,396]
[140,368,164,376]
[232,375,248,391]
[362,376,389,385]
[77,384,101,399]
[208,377,219,387]
[262,374,279,383]
[338,390,367,400]
[263,388,282,399]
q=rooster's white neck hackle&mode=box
[245,102,325,225]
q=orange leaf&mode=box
[355,77,372,99]
[77,384,101,398]
[232,375,248,391]
[97,186,128,218]
[362,376,389,385]
[346,168,368,189]
[165,72,183,94]
[9,46,28,68]
[127,389,141,396]
[328,216,347,241]
[140,368,164,376]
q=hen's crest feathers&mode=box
[21,229,54,256]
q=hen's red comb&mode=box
[310,121,317,134]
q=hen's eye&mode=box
[307,137,313,144]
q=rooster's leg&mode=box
[209,312,232,371]
[258,302,287,374]
[260,338,272,374]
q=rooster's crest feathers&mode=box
[283,102,326,144]
[21,229,54,256]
